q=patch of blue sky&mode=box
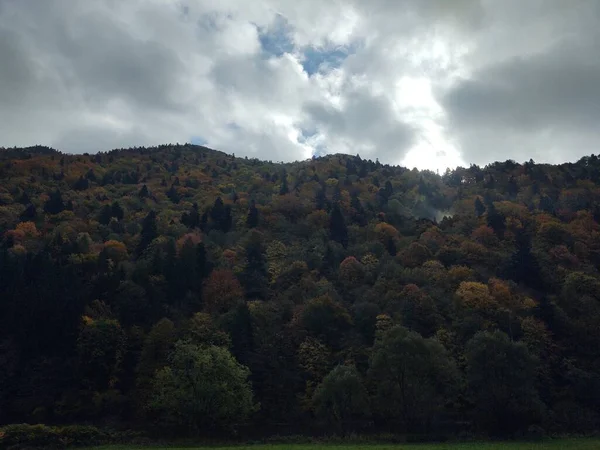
[298,127,327,158]
[298,127,317,145]
[190,136,207,146]
[312,146,329,158]
[256,14,295,58]
[301,41,361,76]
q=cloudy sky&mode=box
[1,0,598,172]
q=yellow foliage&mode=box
[522,297,537,310]
[488,278,513,307]
[8,244,27,257]
[16,221,40,238]
[448,265,474,284]
[307,210,329,228]
[375,314,393,335]
[82,315,95,326]
[360,253,379,270]
[103,240,129,262]
[455,281,497,310]
[374,222,399,240]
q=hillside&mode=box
[1,144,599,439]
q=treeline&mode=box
[0,144,600,439]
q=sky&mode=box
[1,0,599,173]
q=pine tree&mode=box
[139,184,149,198]
[316,185,328,210]
[475,197,486,217]
[44,189,65,215]
[137,210,158,256]
[279,171,289,195]
[330,204,348,248]
[247,200,259,228]
[111,201,124,221]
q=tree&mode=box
[503,230,543,290]
[246,200,259,228]
[138,184,150,198]
[301,295,352,348]
[329,204,348,248]
[210,197,232,233]
[368,325,458,433]
[166,184,180,203]
[203,269,243,314]
[181,203,200,229]
[43,189,64,215]
[134,318,177,415]
[77,317,126,392]
[312,365,370,435]
[465,330,544,436]
[111,201,124,220]
[149,341,257,434]
[474,197,486,217]
[137,210,158,256]
[279,171,289,195]
[315,185,328,210]
[485,200,506,238]
[338,256,365,290]
[73,176,89,191]
[240,231,268,300]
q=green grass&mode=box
[88,439,600,450]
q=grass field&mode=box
[89,439,600,450]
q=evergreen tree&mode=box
[19,204,37,222]
[73,176,89,191]
[475,197,486,217]
[485,198,506,238]
[139,184,149,198]
[111,201,124,221]
[279,172,289,195]
[240,232,268,300]
[166,185,180,203]
[329,204,348,248]
[137,210,158,256]
[246,200,259,228]
[316,185,328,210]
[43,189,65,215]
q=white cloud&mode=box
[0,0,598,170]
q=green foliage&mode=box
[368,326,459,433]
[148,341,258,435]
[312,365,371,434]
[77,317,126,391]
[0,423,107,448]
[465,330,544,436]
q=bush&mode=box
[56,425,107,447]
[0,424,107,449]
[0,424,60,448]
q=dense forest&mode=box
[1,144,600,440]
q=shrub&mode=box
[0,424,60,448]
[0,424,107,449]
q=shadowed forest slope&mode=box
[1,144,600,438]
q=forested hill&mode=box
[1,143,600,439]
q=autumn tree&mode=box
[203,269,243,314]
